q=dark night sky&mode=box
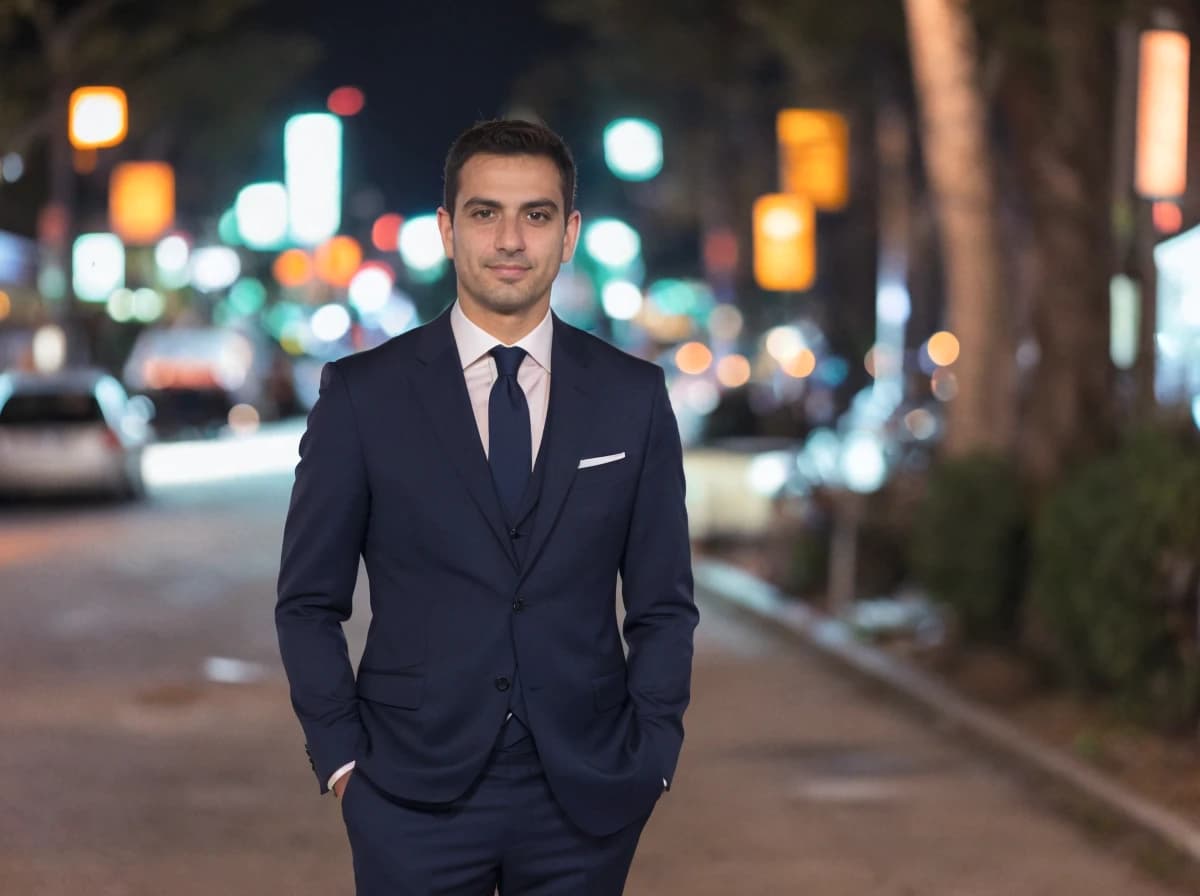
[260,0,585,220]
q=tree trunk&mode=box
[1006,0,1119,489]
[903,0,1015,458]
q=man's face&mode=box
[437,153,580,318]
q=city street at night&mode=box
[3,3,1199,892]
[0,432,1180,895]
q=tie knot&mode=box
[490,345,527,378]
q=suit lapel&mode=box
[518,314,596,582]
[412,308,519,570]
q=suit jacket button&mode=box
[495,676,511,692]
[512,598,525,612]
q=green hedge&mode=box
[1027,426,1200,730]
[910,455,1028,642]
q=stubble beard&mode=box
[466,266,555,318]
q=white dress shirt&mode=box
[328,300,553,792]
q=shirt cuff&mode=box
[328,761,356,792]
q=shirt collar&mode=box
[450,299,553,373]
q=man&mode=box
[276,119,698,895]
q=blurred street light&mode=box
[601,280,643,320]
[716,354,751,388]
[132,288,165,323]
[603,118,663,181]
[236,182,289,250]
[155,235,190,289]
[675,341,713,375]
[582,218,641,270]
[372,213,404,252]
[72,233,124,302]
[229,279,268,316]
[776,109,849,211]
[327,86,365,117]
[311,303,352,342]
[110,162,174,245]
[926,330,961,366]
[752,194,815,291]
[285,113,342,246]
[107,288,134,322]
[783,349,817,379]
[191,247,241,292]
[273,249,314,288]
[348,262,394,314]
[314,235,362,287]
[828,430,888,618]
[1110,274,1140,370]
[399,214,446,273]
[32,325,67,373]
[68,87,127,149]
[1135,29,1190,199]
[2,153,24,182]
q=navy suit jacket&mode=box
[275,305,698,837]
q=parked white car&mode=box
[0,368,153,499]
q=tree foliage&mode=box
[0,0,320,229]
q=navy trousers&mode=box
[341,724,650,895]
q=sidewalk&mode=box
[644,559,1198,895]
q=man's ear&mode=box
[436,207,455,260]
[562,209,581,263]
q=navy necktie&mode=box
[488,345,531,523]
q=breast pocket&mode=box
[573,455,636,494]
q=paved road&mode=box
[0,455,1181,894]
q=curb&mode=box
[694,557,1200,868]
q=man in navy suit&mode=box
[276,119,698,895]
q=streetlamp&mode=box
[42,86,128,345]
[817,429,888,617]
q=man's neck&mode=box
[457,296,550,346]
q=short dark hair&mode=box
[443,119,577,219]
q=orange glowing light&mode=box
[314,236,363,287]
[273,249,314,288]
[784,349,817,378]
[110,162,175,245]
[1135,30,1190,198]
[926,331,961,367]
[716,354,751,388]
[675,341,714,375]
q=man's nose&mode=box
[494,216,525,252]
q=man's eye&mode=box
[473,209,493,219]
[529,211,549,222]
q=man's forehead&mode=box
[458,154,564,205]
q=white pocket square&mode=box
[578,452,626,469]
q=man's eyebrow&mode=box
[461,197,561,213]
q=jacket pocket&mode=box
[356,670,425,709]
[592,669,628,712]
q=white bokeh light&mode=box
[601,280,643,320]
[348,265,394,314]
[190,247,241,292]
[583,219,641,269]
[603,118,663,181]
[311,303,352,342]
[399,215,446,271]
[765,325,805,363]
[839,430,887,493]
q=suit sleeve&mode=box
[276,361,369,793]
[619,367,699,788]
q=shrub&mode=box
[1027,426,1200,730]
[910,454,1028,642]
